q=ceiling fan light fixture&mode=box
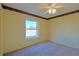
[48,9,52,14]
[52,8,56,14]
[48,8,56,14]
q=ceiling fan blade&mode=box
[55,5,63,8]
[40,7,50,9]
[40,3,57,9]
[37,3,50,9]
[50,3,56,7]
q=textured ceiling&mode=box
[3,3,79,18]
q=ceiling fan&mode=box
[40,3,63,15]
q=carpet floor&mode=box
[5,42,79,56]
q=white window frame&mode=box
[25,19,40,40]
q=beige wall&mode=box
[0,9,3,56]
[3,9,48,54]
[49,13,79,49]
[0,3,1,56]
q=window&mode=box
[25,19,39,40]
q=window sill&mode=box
[25,36,39,40]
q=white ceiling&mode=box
[3,3,79,18]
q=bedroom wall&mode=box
[0,6,3,56]
[0,9,2,56]
[49,13,79,49]
[3,9,48,54]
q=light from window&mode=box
[25,20,39,39]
